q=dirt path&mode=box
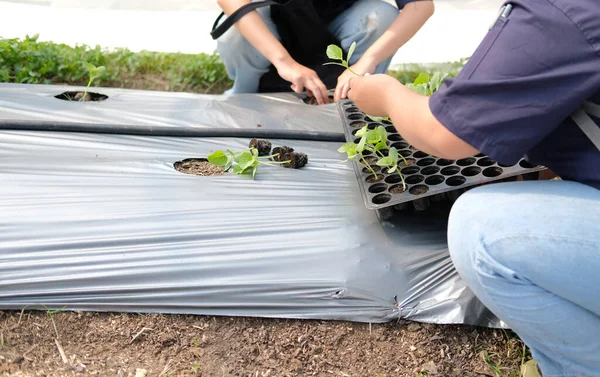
[0,311,527,377]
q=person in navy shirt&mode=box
[215,0,434,104]
[349,1,600,376]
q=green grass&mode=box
[0,34,232,93]
[0,35,465,94]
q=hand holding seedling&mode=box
[326,42,377,102]
[347,74,399,117]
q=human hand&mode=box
[348,73,400,116]
[334,60,376,102]
[275,59,329,104]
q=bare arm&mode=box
[217,0,290,67]
[348,74,478,159]
[217,0,329,103]
[335,1,434,101]
[356,1,435,72]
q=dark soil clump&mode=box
[249,138,272,156]
[272,146,308,169]
[174,158,224,176]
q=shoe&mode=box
[521,359,542,377]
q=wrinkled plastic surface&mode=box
[0,83,502,327]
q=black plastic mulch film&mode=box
[337,100,546,210]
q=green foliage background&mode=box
[0,35,465,94]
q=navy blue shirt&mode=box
[429,0,600,189]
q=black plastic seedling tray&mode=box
[337,100,546,210]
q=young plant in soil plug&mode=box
[249,138,272,156]
[338,125,407,191]
[78,63,106,101]
[271,146,308,169]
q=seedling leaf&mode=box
[347,42,357,63]
[355,125,369,137]
[413,73,431,86]
[207,150,228,166]
[237,151,255,170]
[326,45,343,61]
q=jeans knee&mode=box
[359,1,398,40]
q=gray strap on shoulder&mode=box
[570,101,600,151]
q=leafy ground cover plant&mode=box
[0,35,463,94]
[207,139,307,179]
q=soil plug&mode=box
[249,138,272,156]
[284,152,308,169]
[272,146,307,169]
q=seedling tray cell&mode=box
[337,100,546,210]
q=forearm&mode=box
[217,0,293,68]
[383,81,478,159]
[358,1,434,69]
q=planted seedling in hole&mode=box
[79,63,105,101]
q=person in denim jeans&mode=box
[347,1,600,376]
[216,0,434,104]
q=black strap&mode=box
[211,1,279,40]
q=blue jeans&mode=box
[216,0,398,94]
[448,180,600,377]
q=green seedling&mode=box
[325,42,359,76]
[207,147,289,179]
[325,43,391,123]
[338,125,408,191]
[405,72,449,96]
[80,62,106,101]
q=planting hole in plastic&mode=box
[368,183,388,194]
[400,166,420,175]
[425,175,444,185]
[416,158,435,167]
[409,185,429,195]
[366,174,384,183]
[384,174,403,184]
[421,166,440,175]
[399,158,416,167]
[372,193,392,204]
[441,166,460,176]
[446,176,466,186]
[391,142,409,149]
[362,165,381,174]
[483,167,504,177]
[477,158,496,167]
[519,160,536,169]
[55,91,108,102]
[461,166,482,177]
[174,158,225,176]
[350,121,366,128]
[389,184,406,194]
[405,175,424,184]
[456,157,476,166]
[436,159,454,166]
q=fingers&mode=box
[307,81,325,105]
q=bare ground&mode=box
[0,311,528,377]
